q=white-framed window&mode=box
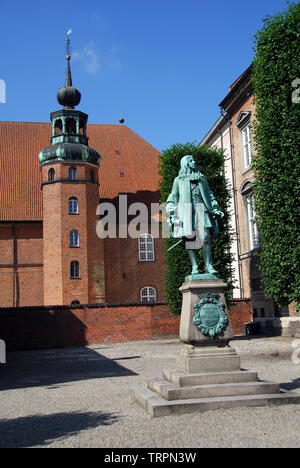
[242,123,252,168]
[69,167,77,181]
[70,261,80,279]
[70,230,79,247]
[140,286,157,303]
[69,198,78,214]
[246,194,259,250]
[138,233,155,261]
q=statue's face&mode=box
[187,155,197,171]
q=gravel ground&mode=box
[0,336,299,448]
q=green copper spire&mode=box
[57,31,80,109]
[65,33,72,87]
[38,31,101,168]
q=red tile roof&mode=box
[0,121,161,221]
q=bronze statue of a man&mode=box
[166,155,224,276]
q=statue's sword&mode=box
[167,239,183,252]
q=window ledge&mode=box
[242,166,253,176]
[239,247,260,260]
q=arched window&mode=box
[69,167,77,181]
[48,168,55,182]
[245,194,259,250]
[79,123,86,135]
[138,234,155,261]
[70,230,79,247]
[140,286,157,303]
[240,181,259,250]
[66,118,76,134]
[71,300,80,306]
[70,261,80,279]
[69,198,78,214]
[90,170,95,182]
[54,119,62,135]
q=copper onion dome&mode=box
[57,38,81,109]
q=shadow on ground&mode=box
[0,346,139,391]
[0,410,119,448]
[280,378,300,392]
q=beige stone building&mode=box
[200,66,299,336]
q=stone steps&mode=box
[131,343,300,417]
[148,378,280,400]
[131,385,300,418]
[163,369,259,386]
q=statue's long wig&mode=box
[178,155,202,179]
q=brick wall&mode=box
[0,300,250,351]
[0,303,178,350]
[0,223,43,307]
[229,299,252,335]
[104,227,166,304]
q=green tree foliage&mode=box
[159,142,234,315]
[252,1,300,306]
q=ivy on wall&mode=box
[252,1,300,306]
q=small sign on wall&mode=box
[0,339,6,364]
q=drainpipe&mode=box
[223,113,244,299]
[12,222,16,307]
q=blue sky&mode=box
[0,0,290,151]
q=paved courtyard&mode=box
[0,336,299,448]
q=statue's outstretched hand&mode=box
[213,209,224,219]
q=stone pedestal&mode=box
[179,278,234,345]
[131,278,300,417]
[176,345,240,374]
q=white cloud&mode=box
[73,42,121,76]
[73,41,100,75]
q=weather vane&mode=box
[66,28,72,59]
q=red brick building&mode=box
[0,55,166,308]
[0,53,252,349]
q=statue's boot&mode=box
[203,237,218,274]
[188,249,199,275]
[205,263,218,274]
